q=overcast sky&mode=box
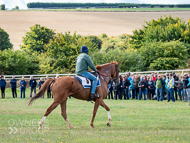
[1,0,190,9]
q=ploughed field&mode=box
[0,88,190,142]
[0,11,190,50]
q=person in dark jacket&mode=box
[155,75,165,102]
[176,75,183,101]
[139,76,148,100]
[0,75,7,99]
[115,75,123,100]
[107,80,114,99]
[148,77,155,100]
[133,75,140,100]
[46,76,51,98]
[38,78,45,90]
[122,76,127,99]
[173,72,179,100]
[123,75,131,100]
[183,73,190,103]
[20,77,27,98]
[10,76,17,98]
[39,78,45,98]
[29,76,37,98]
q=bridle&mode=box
[98,64,119,85]
[112,64,119,84]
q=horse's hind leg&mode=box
[100,101,111,127]
[38,101,60,130]
[60,100,76,128]
[90,99,101,128]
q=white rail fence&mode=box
[3,69,190,80]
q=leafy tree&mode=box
[90,49,145,72]
[39,32,98,74]
[0,4,5,10]
[85,35,102,49]
[176,4,190,8]
[0,27,13,51]
[169,5,174,8]
[101,37,128,52]
[119,33,129,39]
[118,5,124,8]
[160,5,165,8]
[99,33,107,39]
[0,49,39,75]
[15,6,19,10]
[138,41,189,70]
[21,24,55,53]
[130,15,190,49]
[150,5,154,8]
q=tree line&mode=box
[27,3,120,8]
[26,3,190,8]
[1,15,190,75]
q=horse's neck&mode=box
[98,64,112,85]
[99,64,112,77]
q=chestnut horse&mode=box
[28,61,120,129]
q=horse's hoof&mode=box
[38,126,42,130]
[107,122,111,127]
[69,126,76,129]
[90,123,95,128]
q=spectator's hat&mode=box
[172,72,175,75]
[184,73,188,76]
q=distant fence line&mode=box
[3,69,190,80]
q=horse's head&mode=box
[111,61,120,86]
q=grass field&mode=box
[0,88,190,143]
[29,8,190,12]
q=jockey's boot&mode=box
[90,93,100,99]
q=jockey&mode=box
[76,46,100,99]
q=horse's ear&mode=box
[118,61,120,65]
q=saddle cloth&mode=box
[75,75,101,89]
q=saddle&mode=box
[74,72,101,89]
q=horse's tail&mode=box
[28,79,55,106]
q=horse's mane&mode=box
[96,61,117,71]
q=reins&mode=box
[97,70,111,85]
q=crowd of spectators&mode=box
[1,72,190,104]
[0,75,58,99]
[107,72,190,103]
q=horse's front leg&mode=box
[100,101,111,127]
[90,99,101,128]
